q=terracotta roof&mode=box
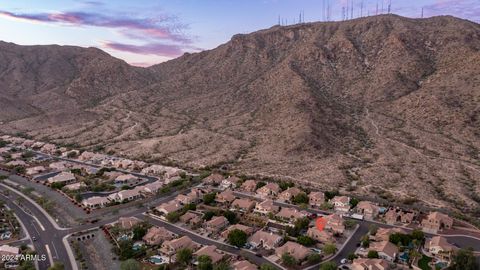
[117,217,140,230]
[233,260,257,270]
[248,231,282,249]
[194,245,224,263]
[369,241,398,258]
[275,241,311,261]
[352,258,390,270]
[426,236,456,252]
[231,198,256,210]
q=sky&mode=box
[0,0,478,66]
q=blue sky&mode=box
[1,0,478,66]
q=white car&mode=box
[340,258,348,264]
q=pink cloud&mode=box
[102,42,184,57]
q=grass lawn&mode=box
[418,255,432,270]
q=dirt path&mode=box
[365,108,480,174]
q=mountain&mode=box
[1,15,479,216]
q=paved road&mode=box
[0,190,57,270]
[139,214,281,269]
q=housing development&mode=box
[0,135,478,270]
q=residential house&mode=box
[221,176,241,189]
[194,245,224,263]
[176,188,202,205]
[306,227,335,243]
[254,199,280,215]
[180,211,203,227]
[205,216,229,234]
[369,241,398,262]
[47,172,76,185]
[82,196,110,209]
[278,187,302,202]
[6,160,26,167]
[141,181,163,195]
[0,245,19,257]
[324,214,345,234]
[308,191,325,207]
[232,260,257,270]
[78,151,95,161]
[248,230,283,250]
[160,236,198,259]
[351,258,391,270]
[26,166,46,175]
[421,212,453,234]
[277,207,308,221]
[241,180,257,192]
[63,182,87,191]
[40,143,57,154]
[231,198,256,213]
[104,171,123,180]
[215,190,236,205]
[221,224,254,239]
[156,201,183,215]
[49,161,68,171]
[425,236,457,262]
[356,201,380,220]
[256,183,280,199]
[108,187,142,202]
[117,217,141,230]
[10,153,23,159]
[385,209,417,225]
[275,241,312,262]
[331,196,351,213]
[114,174,138,187]
[203,173,224,185]
[372,228,408,242]
[143,226,176,246]
[113,159,134,169]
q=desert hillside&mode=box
[1,15,479,216]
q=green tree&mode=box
[227,229,248,248]
[165,211,181,223]
[343,219,357,230]
[292,192,309,204]
[410,229,424,241]
[256,181,266,189]
[120,259,140,270]
[307,253,322,264]
[198,255,213,270]
[369,224,378,235]
[297,235,315,246]
[183,203,196,211]
[176,248,193,266]
[361,235,370,248]
[213,261,231,270]
[279,181,294,191]
[322,243,337,255]
[367,250,379,258]
[132,223,149,240]
[203,193,217,205]
[259,264,276,270]
[203,211,215,221]
[347,252,358,261]
[324,190,339,200]
[281,253,297,267]
[223,210,238,224]
[349,197,359,208]
[450,248,478,270]
[294,217,310,230]
[319,261,337,270]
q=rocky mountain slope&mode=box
[1,15,479,216]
